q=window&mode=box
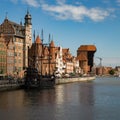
[19,59,21,63]
[15,59,17,63]
[15,52,17,56]
[19,53,21,57]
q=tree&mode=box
[0,69,3,74]
[109,69,115,75]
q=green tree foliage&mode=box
[109,69,115,75]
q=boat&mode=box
[24,67,55,89]
[24,34,56,89]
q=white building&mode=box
[55,47,65,75]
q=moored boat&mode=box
[24,67,55,89]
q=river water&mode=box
[0,77,120,120]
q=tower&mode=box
[24,10,32,68]
[77,45,96,74]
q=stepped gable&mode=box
[62,48,72,62]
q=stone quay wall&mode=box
[55,76,96,85]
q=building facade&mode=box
[0,11,32,76]
[55,46,64,75]
[28,36,56,76]
[0,34,7,74]
[77,45,96,74]
[28,36,80,76]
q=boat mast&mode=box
[41,29,44,76]
[48,34,51,76]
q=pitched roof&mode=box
[0,18,25,37]
[35,35,42,44]
[50,40,55,47]
[62,48,69,54]
[78,45,96,51]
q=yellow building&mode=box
[0,11,32,76]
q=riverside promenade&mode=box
[0,80,24,91]
[0,76,95,91]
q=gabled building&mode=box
[62,48,74,74]
[28,36,57,76]
[72,56,81,74]
[0,11,32,76]
[55,46,64,75]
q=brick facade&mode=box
[0,11,32,77]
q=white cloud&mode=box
[41,4,113,22]
[11,0,18,4]
[117,0,120,6]
[10,0,114,22]
[102,0,110,4]
[56,0,66,5]
[22,0,40,7]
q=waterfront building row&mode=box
[28,35,81,76]
[0,11,96,77]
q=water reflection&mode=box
[55,85,65,105]
[0,90,25,109]
[0,78,120,120]
[79,82,94,105]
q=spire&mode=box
[20,19,22,25]
[27,8,29,15]
[5,12,8,19]
[24,9,32,25]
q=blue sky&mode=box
[0,0,120,67]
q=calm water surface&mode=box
[0,77,120,120]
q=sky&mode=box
[0,0,120,67]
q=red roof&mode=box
[78,45,96,51]
[35,35,42,44]
[50,40,55,47]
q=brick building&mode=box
[77,45,96,74]
[28,36,80,76]
[0,11,32,76]
[28,36,56,76]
